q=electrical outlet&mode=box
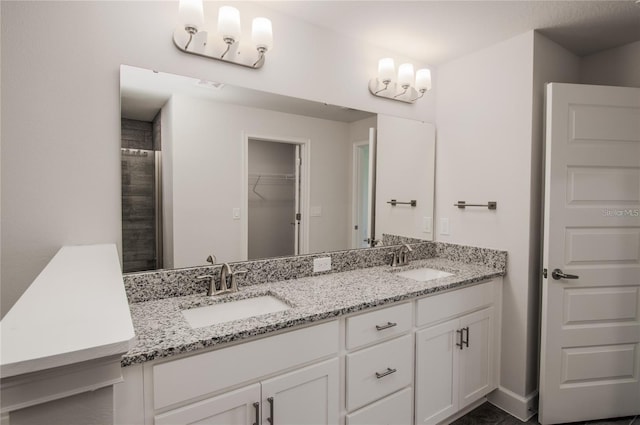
[313,257,331,273]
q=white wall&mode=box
[436,31,537,411]
[166,95,352,267]
[376,115,435,240]
[0,1,436,316]
[580,40,640,88]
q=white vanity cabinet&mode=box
[414,280,500,425]
[115,278,502,425]
[116,321,340,425]
[345,302,414,425]
[155,359,339,425]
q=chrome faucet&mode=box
[197,263,248,296]
[398,243,413,266]
[219,263,232,292]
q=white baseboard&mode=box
[487,386,538,421]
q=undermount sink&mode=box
[394,267,453,282]
[182,295,291,328]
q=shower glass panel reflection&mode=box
[121,118,163,272]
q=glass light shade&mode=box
[397,63,414,87]
[378,58,395,83]
[415,69,432,91]
[252,17,273,50]
[218,6,241,40]
[178,0,204,30]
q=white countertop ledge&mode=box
[1,244,135,379]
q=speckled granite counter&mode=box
[123,256,504,367]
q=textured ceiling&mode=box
[260,1,640,65]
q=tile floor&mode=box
[451,402,638,425]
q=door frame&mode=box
[242,133,311,261]
[351,140,369,249]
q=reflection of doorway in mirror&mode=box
[247,139,302,260]
[352,141,370,249]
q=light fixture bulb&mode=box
[397,63,414,88]
[252,17,273,51]
[415,69,432,92]
[178,0,204,32]
[218,6,241,42]
[378,58,395,84]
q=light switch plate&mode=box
[313,257,331,273]
[423,216,432,233]
[232,208,240,220]
[440,218,450,235]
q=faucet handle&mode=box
[230,269,248,292]
[388,252,399,267]
[197,275,217,296]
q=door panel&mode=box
[415,319,459,425]
[459,308,494,409]
[261,358,338,425]
[540,83,640,424]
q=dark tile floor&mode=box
[451,402,638,425]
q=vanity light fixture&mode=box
[174,0,273,69]
[369,58,432,104]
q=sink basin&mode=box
[395,267,453,282]
[182,295,291,328]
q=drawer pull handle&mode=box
[375,367,397,379]
[375,322,397,331]
[267,397,274,424]
[252,402,259,425]
[456,329,464,350]
[462,326,470,348]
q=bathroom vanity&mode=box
[114,243,506,425]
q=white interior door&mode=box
[539,83,640,424]
[367,127,377,246]
[294,144,301,255]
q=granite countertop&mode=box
[123,257,504,366]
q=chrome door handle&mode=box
[551,269,579,280]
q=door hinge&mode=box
[542,268,547,279]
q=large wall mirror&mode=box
[120,65,435,273]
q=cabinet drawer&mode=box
[346,302,412,350]
[416,280,495,327]
[346,387,412,425]
[153,321,339,409]
[346,334,412,412]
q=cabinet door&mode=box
[415,319,459,425]
[459,307,494,409]
[154,383,260,425]
[261,358,339,425]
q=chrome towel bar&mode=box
[454,201,497,210]
[387,199,417,207]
